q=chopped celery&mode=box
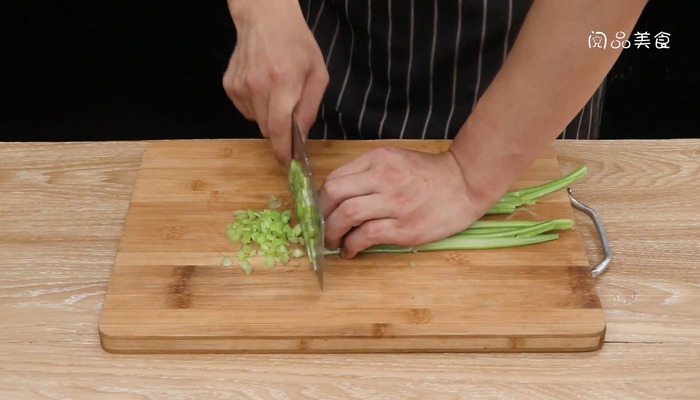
[221,255,233,267]
[290,248,305,258]
[223,201,307,272]
[268,195,283,209]
[239,260,253,275]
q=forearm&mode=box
[449,0,647,208]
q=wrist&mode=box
[447,116,531,213]
[228,0,301,28]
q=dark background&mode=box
[1,0,698,141]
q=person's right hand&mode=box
[223,0,329,166]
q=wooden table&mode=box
[1,139,699,399]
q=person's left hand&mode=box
[319,146,489,258]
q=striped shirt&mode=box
[301,0,604,140]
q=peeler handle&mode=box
[567,188,611,278]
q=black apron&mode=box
[301,0,604,140]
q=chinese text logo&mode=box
[588,31,670,49]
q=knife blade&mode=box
[289,115,325,290]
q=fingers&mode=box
[319,170,378,218]
[323,150,376,183]
[324,194,394,250]
[223,53,256,121]
[251,90,270,137]
[296,66,329,136]
[341,219,399,259]
[224,78,255,121]
[241,64,272,138]
[267,74,303,166]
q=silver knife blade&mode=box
[290,115,325,290]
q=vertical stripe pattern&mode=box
[311,0,325,33]
[357,0,374,134]
[306,0,604,141]
[377,0,392,138]
[335,0,356,110]
[443,0,463,139]
[398,0,414,139]
[420,1,439,139]
[560,80,605,140]
[472,0,488,112]
[325,13,340,66]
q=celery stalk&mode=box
[485,166,587,214]
[323,234,559,256]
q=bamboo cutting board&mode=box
[99,139,605,353]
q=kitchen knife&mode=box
[289,115,325,290]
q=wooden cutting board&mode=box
[99,139,605,353]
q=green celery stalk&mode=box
[451,219,572,238]
[323,234,559,256]
[501,166,587,202]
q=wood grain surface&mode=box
[1,139,699,399]
[99,140,602,354]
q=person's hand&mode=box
[223,0,329,165]
[319,146,494,259]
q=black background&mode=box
[1,0,698,141]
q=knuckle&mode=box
[378,163,402,183]
[340,202,360,224]
[243,73,262,92]
[364,221,386,243]
[222,76,237,97]
[235,84,248,99]
[268,64,291,84]
[371,146,394,158]
[322,180,342,202]
[343,233,361,254]
[222,74,232,91]
[314,68,330,86]
[228,79,246,98]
